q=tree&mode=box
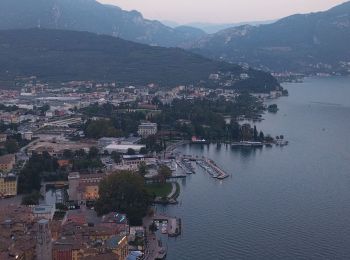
[265,135,274,142]
[253,126,258,141]
[149,222,158,233]
[39,104,50,115]
[85,119,120,138]
[75,149,86,157]
[88,146,99,158]
[268,104,278,113]
[56,203,68,211]
[142,135,163,153]
[241,124,253,141]
[63,149,73,159]
[157,165,172,183]
[138,161,148,176]
[151,96,161,106]
[111,151,121,163]
[139,147,147,155]
[95,171,152,225]
[5,139,19,153]
[127,148,136,155]
[230,121,241,140]
[259,131,265,141]
[21,191,43,205]
[18,152,59,193]
[72,149,103,171]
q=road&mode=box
[0,195,23,207]
[167,183,176,199]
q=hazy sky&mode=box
[98,0,347,24]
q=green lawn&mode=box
[146,183,172,198]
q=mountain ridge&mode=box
[0,28,279,92]
[188,1,350,74]
[0,0,205,47]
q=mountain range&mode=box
[0,0,205,47]
[0,0,348,77]
[189,2,350,73]
[0,29,279,92]
[162,20,275,34]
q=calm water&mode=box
[160,76,350,260]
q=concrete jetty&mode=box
[196,157,229,179]
[176,158,194,174]
[205,158,229,179]
[153,214,182,237]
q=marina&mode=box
[196,158,230,180]
[163,77,350,260]
[172,154,230,180]
[175,158,195,174]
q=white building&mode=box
[138,122,157,138]
[45,111,54,118]
[0,133,7,142]
[121,155,145,170]
[114,155,156,171]
[32,205,55,220]
[21,131,33,141]
[105,144,146,154]
[240,73,250,80]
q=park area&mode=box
[146,183,173,198]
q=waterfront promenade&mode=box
[143,210,182,260]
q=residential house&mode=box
[0,174,18,197]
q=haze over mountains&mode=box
[162,20,275,34]
[189,1,350,73]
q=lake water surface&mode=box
[160,76,350,259]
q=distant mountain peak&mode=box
[328,0,350,13]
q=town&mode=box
[0,0,349,259]
[0,76,286,260]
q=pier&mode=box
[196,157,229,179]
[205,158,229,179]
[153,214,182,237]
[142,213,181,260]
[174,154,230,180]
[162,155,230,181]
[176,158,195,174]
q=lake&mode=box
[160,76,350,259]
